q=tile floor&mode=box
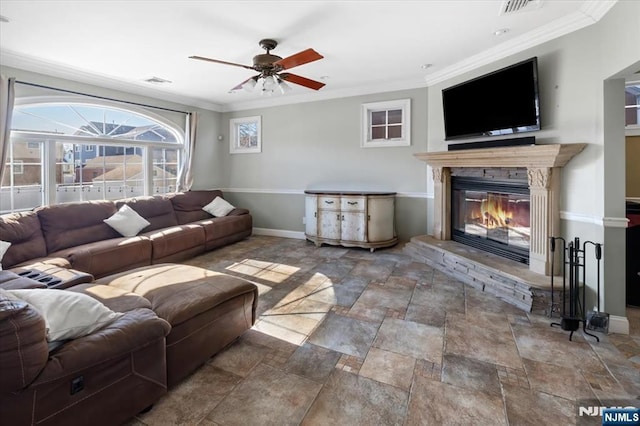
[131,236,640,426]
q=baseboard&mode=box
[608,315,629,334]
[252,227,306,240]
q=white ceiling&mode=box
[0,0,616,112]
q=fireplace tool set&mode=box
[548,236,608,341]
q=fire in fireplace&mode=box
[452,177,530,264]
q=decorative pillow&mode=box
[4,289,124,342]
[103,204,150,237]
[202,196,235,217]
[0,240,11,271]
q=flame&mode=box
[465,193,529,230]
[481,195,512,228]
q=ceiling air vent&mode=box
[144,76,172,84]
[499,0,542,15]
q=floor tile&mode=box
[307,311,380,358]
[138,365,241,425]
[523,358,596,401]
[285,342,342,382]
[406,375,506,425]
[445,315,523,369]
[441,353,501,396]
[207,364,322,426]
[373,317,443,363]
[358,347,416,391]
[301,369,408,425]
[208,341,267,377]
[502,383,579,426]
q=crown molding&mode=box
[0,49,224,112]
[424,0,617,87]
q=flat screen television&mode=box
[443,57,540,141]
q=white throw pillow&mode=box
[0,240,10,270]
[3,289,124,342]
[103,204,150,237]
[202,196,235,217]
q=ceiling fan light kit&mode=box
[190,38,325,95]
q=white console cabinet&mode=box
[304,190,397,252]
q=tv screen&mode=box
[443,57,540,141]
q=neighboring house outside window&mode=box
[1,100,184,214]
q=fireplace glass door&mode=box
[452,178,530,264]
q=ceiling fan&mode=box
[189,39,325,94]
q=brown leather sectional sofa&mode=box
[0,190,258,425]
[0,190,252,278]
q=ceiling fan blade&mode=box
[274,48,323,70]
[189,55,255,71]
[279,73,325,90]
[230,75,260,91]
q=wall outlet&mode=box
[302,217,306,225]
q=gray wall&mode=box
[425,0,640,316]
[221,89,430,241]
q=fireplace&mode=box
[413,143,586,276]
[451,177,530,264]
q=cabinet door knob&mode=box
[314,212,317,218]
[367,215,371,221]
[347,201,358,205]
[325,200,334,204]
[337,214,340,220]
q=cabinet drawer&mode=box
[340,196,366,211]
[318,196,340,209]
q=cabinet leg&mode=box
[370,248,375,253]
[315,242,321,248]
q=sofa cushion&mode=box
[36,200,120,253]
[104,205,151,237]
[48,236,152,279]
[0,211,48,269]
[96,263,258,326]
[4,289,124,342]
[116,196,179,232]
[194,214,253,245]
[0,291,48,393]
[142,224,205,262]
[168,190,224,224]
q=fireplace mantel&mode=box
[414,143,586,276]
[413,143,586,168]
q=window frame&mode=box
[361,99,411,148]
[625,81,640,130]
[2,97,185,213]
[229,116,262,154]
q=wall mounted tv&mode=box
[443,57,540,141]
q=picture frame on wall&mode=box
[230,116,261,154]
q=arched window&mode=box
[1,99,184,213]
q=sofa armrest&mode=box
[228,208,250,216]
[0,271,46,290]
[33,308,170,386]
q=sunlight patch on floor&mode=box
[226,259,300,284]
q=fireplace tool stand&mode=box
[548,237,601,342]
